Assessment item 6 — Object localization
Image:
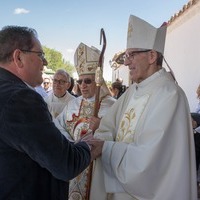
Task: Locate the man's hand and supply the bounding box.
[78,131,104,161]
[88,139,104,161]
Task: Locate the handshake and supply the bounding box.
[77,130,104,162]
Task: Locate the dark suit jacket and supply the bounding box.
[0,67,91,200]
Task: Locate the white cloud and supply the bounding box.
[14,8,30,15]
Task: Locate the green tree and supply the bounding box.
[43,46,75,76]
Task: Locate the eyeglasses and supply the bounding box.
[123,50,150,61]
[77,78,94,85]
[20,49,45,60]
[43,82,50,85]
[52,79,68,85]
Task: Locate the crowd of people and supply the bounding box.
[0,15,198,200]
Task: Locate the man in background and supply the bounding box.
[44,69,75,118]
[43,76,52,94]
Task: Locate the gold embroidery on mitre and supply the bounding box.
[116,94,150,143]
[127,23,133,39]
[75,43,99,75]
[76,45,86,75]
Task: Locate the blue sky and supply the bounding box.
[1,0,189,81]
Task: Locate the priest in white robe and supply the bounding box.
[44,69,75,118]
[54,43,116,200]
[90,15,197,200]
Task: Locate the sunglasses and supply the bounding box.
[77,78,94,85]
[43,82,50,85]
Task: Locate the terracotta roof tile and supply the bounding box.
[168,0,199,24]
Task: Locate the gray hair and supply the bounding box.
[54,69,71,83]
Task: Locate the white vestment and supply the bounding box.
[92,68,197,200]
[44,91,75,118]
[54,95,116,199]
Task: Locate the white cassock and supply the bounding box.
[92,68,197,200]
[54,95,116,200]
[44,91,75,118]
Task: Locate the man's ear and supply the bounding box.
[148,50,158,65]
[13,49,23,67]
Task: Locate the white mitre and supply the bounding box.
[74,43,100,76]
[127,15,167,54]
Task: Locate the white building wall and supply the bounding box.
[164,2,200,112]
[112,65,130,86]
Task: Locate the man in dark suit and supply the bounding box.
[0,26,102,200]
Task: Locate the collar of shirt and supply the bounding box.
[82,95,95,102]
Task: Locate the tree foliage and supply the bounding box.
[43,46,75,76]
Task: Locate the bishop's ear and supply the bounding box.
[148,50,158,65]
